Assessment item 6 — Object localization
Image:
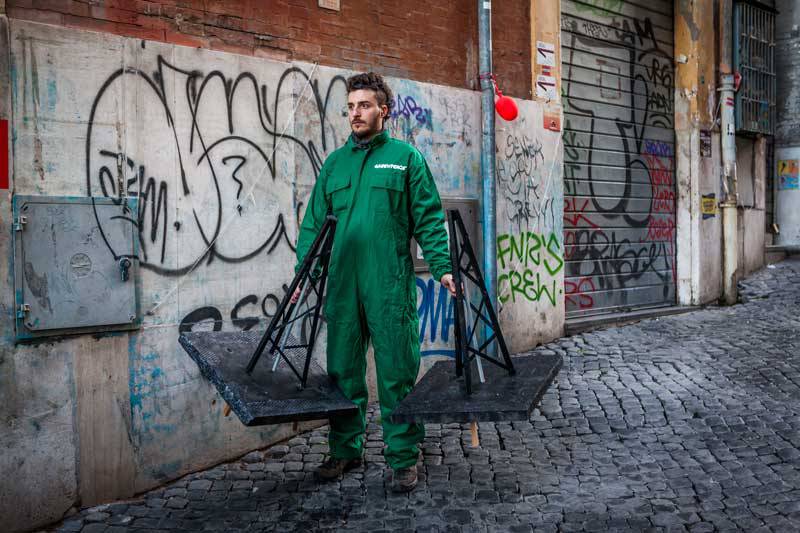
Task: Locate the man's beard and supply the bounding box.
[352,121,380,139]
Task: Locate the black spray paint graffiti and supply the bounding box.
[496,133,554,232]
[178,284,318,345]
[85,56,464,355]
[180,276,458,358]
[562,9,676,312]
[87,56,348,276]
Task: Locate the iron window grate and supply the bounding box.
[734,1,776,135]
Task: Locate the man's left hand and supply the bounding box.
[440,273,457,297]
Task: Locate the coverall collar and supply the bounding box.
[348,129,389,151]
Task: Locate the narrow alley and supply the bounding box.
[53,258,800,533]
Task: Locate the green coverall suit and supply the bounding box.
[295,130,451,469]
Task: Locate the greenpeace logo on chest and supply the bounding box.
[374,163,407,171]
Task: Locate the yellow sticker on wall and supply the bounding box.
[701,194,716,219]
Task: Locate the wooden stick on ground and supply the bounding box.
[470,421,479,447]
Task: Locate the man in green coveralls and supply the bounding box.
[293,72,456,492]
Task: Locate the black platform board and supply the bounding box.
[179,331,357,426]
[390,354,562,424]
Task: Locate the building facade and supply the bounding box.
[0,1,779,530]
[774,0,800,246]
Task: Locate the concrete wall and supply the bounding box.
[734,137,766,276]
[495,102,564,350]
[675,0,769,304]
[698,132,724,305]
[739,208,766,275]
[675,0,725,306]
[775,146,800,246]
[0,19,563,531]
[775,0,800,245]
[775,0,800,147]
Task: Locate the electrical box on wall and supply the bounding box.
[13,196,141,341]
[412,198,480,274]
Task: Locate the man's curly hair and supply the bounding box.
[346,72,394,118]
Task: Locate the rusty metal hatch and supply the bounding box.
[734,1,776,135]
[13,195,140,341]
[561,0,677,318]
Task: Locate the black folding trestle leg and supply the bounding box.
[178,214,357,426]
[448,209,515,395]
[245,215,337,388]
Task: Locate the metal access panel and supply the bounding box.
[13,195,140,341]
[561,0,677,318]
[734,1,776,135]
[412,197,479,273]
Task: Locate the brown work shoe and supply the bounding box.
[315,456,362,481]
[392,465,418,492]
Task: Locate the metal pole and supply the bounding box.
[478,0,497,312]
[720,0,739,305]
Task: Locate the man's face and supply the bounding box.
[347,89,388,139]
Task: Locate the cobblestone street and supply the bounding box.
[51,258,800,532]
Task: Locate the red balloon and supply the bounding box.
[495,95,518,121]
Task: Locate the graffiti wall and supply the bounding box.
[561,0,677,317]
[5,19,557,520]
[495,103,565,350]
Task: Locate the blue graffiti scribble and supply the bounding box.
[47,79,58,112]
[416,277,455,357]
[644,139,673,158]
[128,345,177,441]
[422,349,456,357]
[391,95,433,126]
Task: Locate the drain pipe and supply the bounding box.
[720,0,739,305]
[720,74,739,305]
[478,0,497,310]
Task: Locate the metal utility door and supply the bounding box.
[561,0,676,318]
[14,195,140,340]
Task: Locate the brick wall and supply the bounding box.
[6,0,532,98]
[492,0,531,99]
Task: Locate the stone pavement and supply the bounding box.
[51,258,800,532]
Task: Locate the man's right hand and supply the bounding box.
[440,273,457,298]
[290,285,302,304]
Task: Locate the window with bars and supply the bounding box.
[734,1,776,135]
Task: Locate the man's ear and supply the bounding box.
[381,104,389,118]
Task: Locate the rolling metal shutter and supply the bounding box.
[561,0,676,318]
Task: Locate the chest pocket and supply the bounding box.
[370,172,406,213]
[371,172,405,191]
[325,174,351,213]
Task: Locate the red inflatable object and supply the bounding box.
[481,73,519,122]
[495,94,518,121]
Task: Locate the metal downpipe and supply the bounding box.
[478,0,496,311]
[720,75,739,306]
[720,0,739,306]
